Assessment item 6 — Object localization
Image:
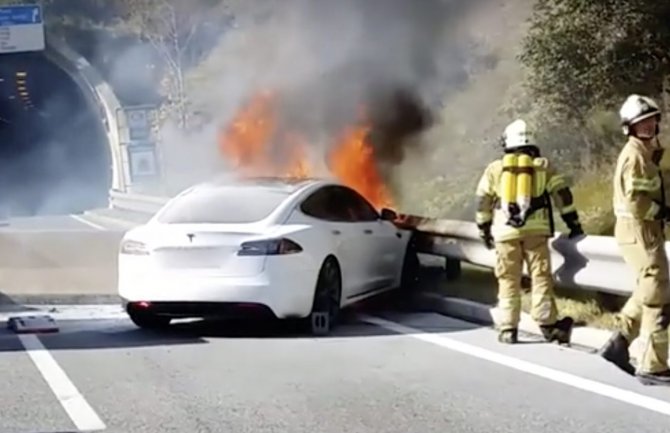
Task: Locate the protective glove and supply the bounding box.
[477,222,495,250]
[652,149,665,165]
[568,223,584,239]
[561,211,584,239]
[653,203,669,221]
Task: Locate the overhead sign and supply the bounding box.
[123,106,155,141]
[0,5,45,54]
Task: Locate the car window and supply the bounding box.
[334,186,380,222]
[156,186,290,224]
[300,186,352,222]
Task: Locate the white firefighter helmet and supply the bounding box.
[619,94,661,135]
[501,119,535,150]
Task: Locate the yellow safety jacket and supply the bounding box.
[475,154,577,242]
[612,137,665,223]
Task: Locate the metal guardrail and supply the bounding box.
[107,192,642,297]
[397,215,644,297]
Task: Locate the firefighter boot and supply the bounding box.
[498,328,518,344]
[637,370,670,386]
[539,317,574,345]
[598,332,635,376]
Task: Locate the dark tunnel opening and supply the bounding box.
[0,51,110,218]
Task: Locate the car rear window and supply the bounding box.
[156,187,291,224]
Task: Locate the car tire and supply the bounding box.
[306,257,342,336]
[128,309,171,330]
[400,237,420,294]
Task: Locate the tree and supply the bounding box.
[114,0,234,128]
[519,0,670,122]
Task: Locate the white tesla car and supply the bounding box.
[118,176,418,335]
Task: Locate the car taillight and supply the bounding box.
[120,239,149,255]
[237,238,303,256]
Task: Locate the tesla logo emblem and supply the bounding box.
[187,233,195,243]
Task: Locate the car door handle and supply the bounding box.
[364,229,373,235]
[332,229,341,235]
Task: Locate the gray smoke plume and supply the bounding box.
[172,0,486,189]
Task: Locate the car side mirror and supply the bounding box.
[380,208,397,221]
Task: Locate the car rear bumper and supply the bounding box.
[118,270,316,319]
[123,300,277,320]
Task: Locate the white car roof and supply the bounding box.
[151,176,345,226]
[191,176,340,194]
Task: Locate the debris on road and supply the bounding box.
[7,315,59,334]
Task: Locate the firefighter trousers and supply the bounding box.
[615,219,670,374]
[494,235,558,330]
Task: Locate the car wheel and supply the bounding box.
[128,309,171,330]
[307,257,342,336]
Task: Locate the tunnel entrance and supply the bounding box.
[0,51,110,218]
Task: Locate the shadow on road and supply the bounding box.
[0,261,487,352]
[0,290,483,353]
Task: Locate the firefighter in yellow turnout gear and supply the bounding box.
[599,94,670,386]
[475,119,584,344]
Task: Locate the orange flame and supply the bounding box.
[218,92,394,210]
[329,124,393,209]
[219,91,274,170]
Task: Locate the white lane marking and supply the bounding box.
[363,315,670,417]
[0,305,126,323]
[18,335,106,431]
[70,214,106,231]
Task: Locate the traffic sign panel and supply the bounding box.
[122,106,156,141]
[129,146,159,180]
[0,5,42,26]
[0,5,44,54]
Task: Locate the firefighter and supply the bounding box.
[598,94,670,386]
[475,119,584,344]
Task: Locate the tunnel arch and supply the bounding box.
[43,32,129,196]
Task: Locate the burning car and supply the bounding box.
[118,176,418,335]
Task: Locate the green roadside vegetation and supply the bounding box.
[429,264,621,331]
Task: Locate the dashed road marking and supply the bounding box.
[18,334,106,431]
[69,214,106,231]
[364,315,670,417]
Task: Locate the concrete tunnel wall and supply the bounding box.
[41,32,132,198]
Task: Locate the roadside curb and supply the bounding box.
[82,210,139,230]
[416,292,613,351]
[0,294,120,306]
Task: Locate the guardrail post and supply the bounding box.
[445,258,462,281]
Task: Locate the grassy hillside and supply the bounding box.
[396,0,536,218]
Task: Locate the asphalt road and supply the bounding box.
[1,213,125,232]
[0,214,126,303]
[1,303,669,433]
